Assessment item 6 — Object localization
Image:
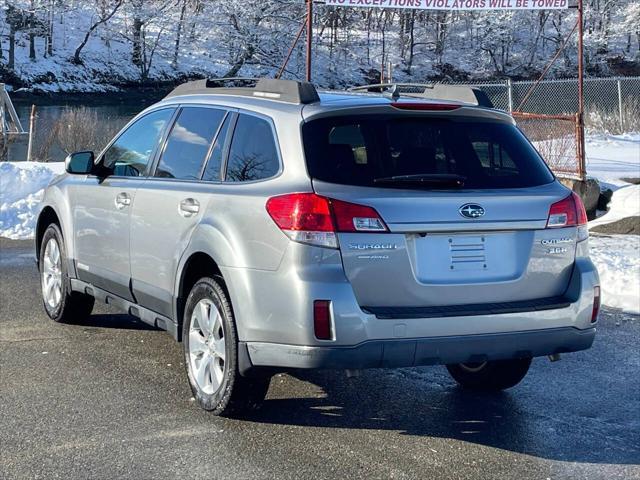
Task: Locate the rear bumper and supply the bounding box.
[243,326,596,370]
[223,242,599,371]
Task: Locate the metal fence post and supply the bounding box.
[506,78,513,112]
[617,79,624,132]
[26,105,36,162]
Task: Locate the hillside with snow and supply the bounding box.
[1,0,639,92]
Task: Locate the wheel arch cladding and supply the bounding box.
[36,206,61,269]
[176,252,224,339]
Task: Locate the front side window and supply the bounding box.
[225,114,279,182]
[102,109,173,177]
[155,107,226,180]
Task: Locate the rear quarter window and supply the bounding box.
[302,115,554,189]
[225,114,280,182]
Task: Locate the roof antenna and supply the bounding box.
[383,84,401,101]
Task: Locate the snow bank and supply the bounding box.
[585,132,639,229]
[589,184,640,230]
[0,162,65,240]
[589,235,640,314]
[585,132,640,189]
[583,132,639,313]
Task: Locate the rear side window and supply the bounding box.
[302,116,554,189]
[155,107,225,180]
[225,114,279,182]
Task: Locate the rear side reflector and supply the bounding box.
[547,192,588,228]
[313,300,332,340]
[266,193,388,248]
[591,286,601,323]
[390,102,461,111]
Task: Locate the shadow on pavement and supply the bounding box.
[72,313,160,331]
[248,368,638,466]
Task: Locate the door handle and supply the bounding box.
[115,192,131,210]
[179,198,200,217]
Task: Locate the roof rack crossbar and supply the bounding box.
[348,83,494,108]
[165,77,320,105]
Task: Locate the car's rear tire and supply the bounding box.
[40,223,94,323]
[446,358,532,391]
[183,277,270,416]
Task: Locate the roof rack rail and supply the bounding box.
[348,83,494,108]
[165,77,320,105]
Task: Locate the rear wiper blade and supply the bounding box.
[373,174,466,188]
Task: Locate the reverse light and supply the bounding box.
[313,300,332,340]
[266,193,388,248]
[331,198,388,232]
[546,192,588,228]
[591,286,601,323]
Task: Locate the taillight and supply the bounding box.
[591,286,601,323]
[313,300,332,340]
[546,192,588,228]
[265,193,337,248]
[266,193,388,248]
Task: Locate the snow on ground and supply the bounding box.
[585,132,640,314]
[589,235,640,314]
[0,162,65,240]
[588,183,640,230]
[585,132,640,189]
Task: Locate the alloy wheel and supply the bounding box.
[188,299,226,395]
[42,238,63,309]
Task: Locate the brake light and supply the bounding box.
[265,193,388,248]
[391,102,460,111]
[314,300,332,340]
[546,192,588,228]
[591,286,601,323]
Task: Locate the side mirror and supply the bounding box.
[65,151,94,174]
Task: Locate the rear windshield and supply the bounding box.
[302,115,555,189]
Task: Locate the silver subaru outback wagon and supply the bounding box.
[36,78,600,415]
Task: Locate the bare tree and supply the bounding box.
[172,0,188,68]
[73,0,123,64]
[49,107,125,156]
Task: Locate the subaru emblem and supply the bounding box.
[459,203,485,219]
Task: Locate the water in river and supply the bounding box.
[13,94,162,162]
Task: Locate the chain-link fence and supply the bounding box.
[452,76,640,133]
[513,112,582,179]
[447,76,639,179]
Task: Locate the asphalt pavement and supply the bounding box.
[1,238,639,479]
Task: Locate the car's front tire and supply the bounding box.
[446,358,532,391]
[183,277,270,416]
[40,223,94,323]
